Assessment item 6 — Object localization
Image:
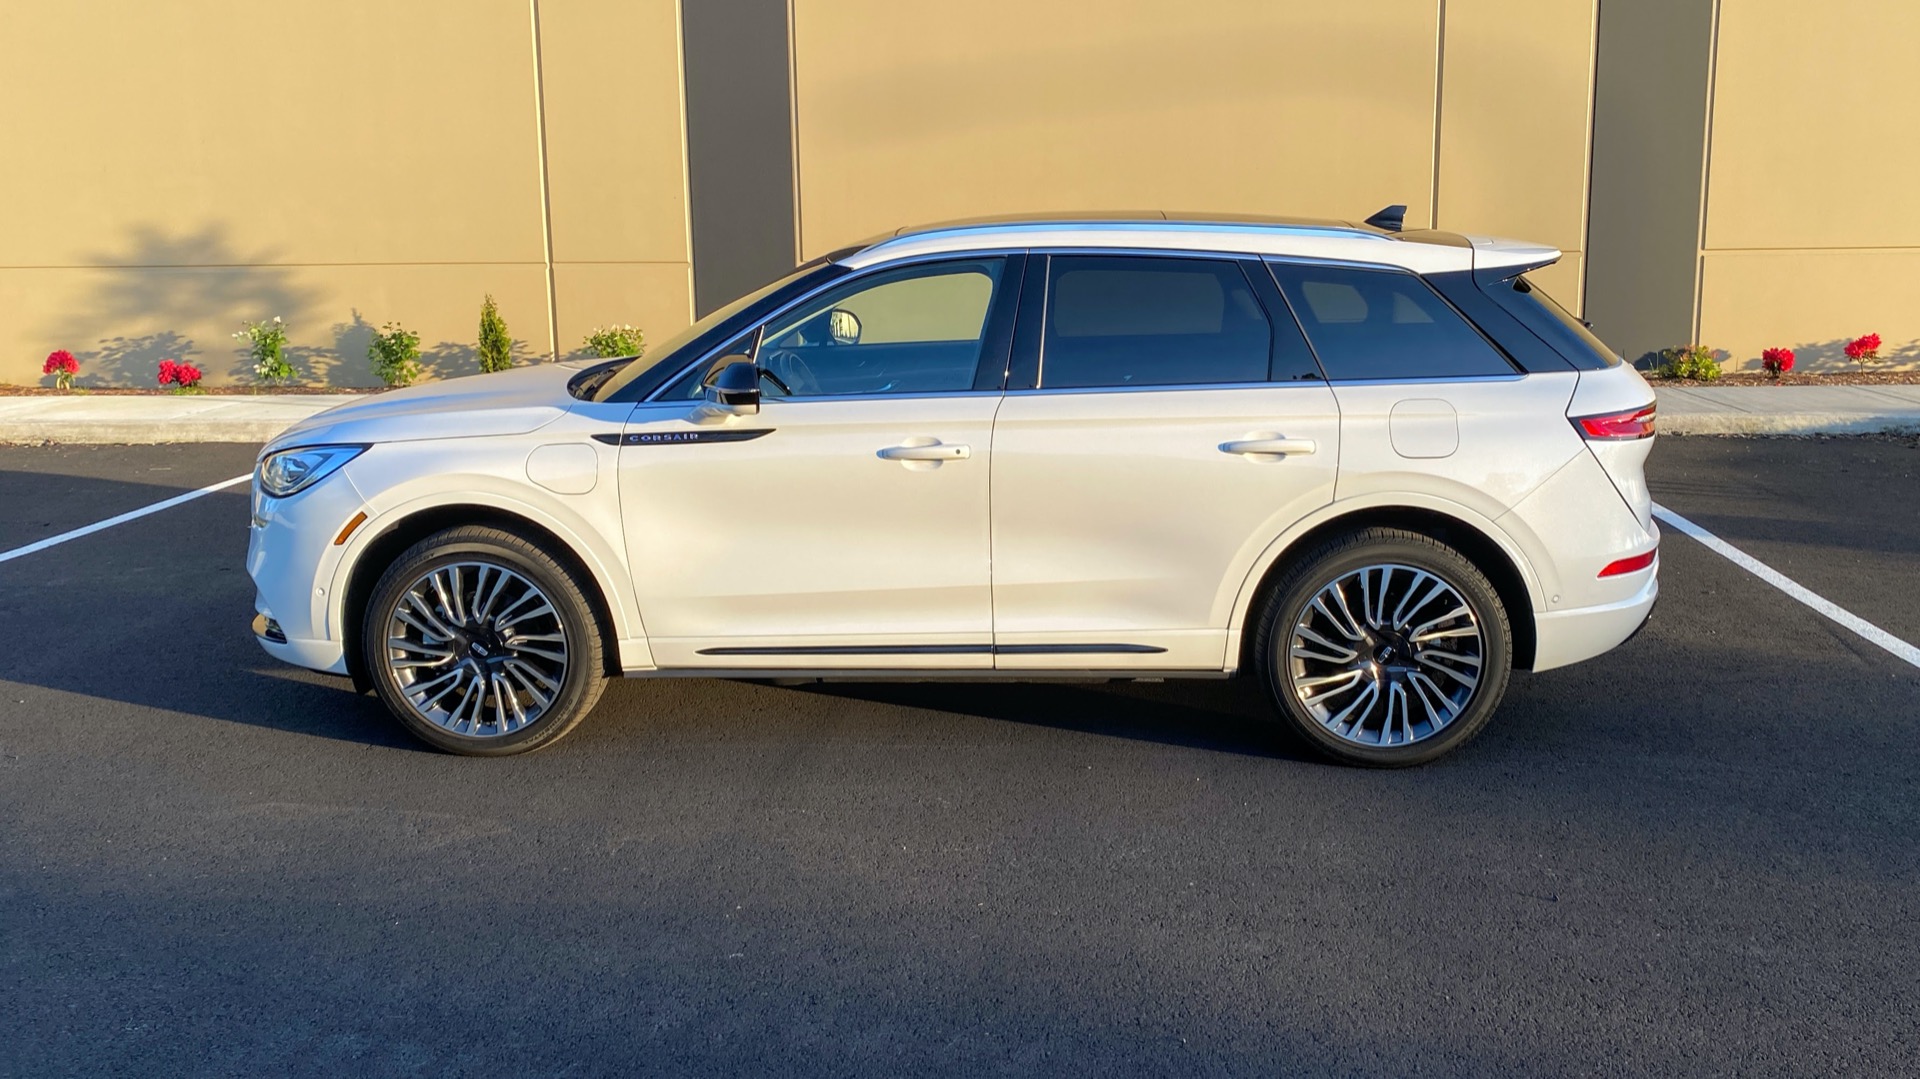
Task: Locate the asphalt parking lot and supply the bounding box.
[2,436,1917,1077]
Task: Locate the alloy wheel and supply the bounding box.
[384,561,569,737]
[1285,563,1485,748]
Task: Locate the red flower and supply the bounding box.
[177,363,204,386]
[1761,347,1795,377]
[157,359,177,385]
[43,349,79,376]
[1843,333,1882,362]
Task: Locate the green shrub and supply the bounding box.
[1655,344,1722,381]
[478,294,514,373]
[582,324,646,359]
[368,321,423,388]
[235,316,295,384]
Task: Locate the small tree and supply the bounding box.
[368,321,424,388]
[235,316,296,384]
[583,324,646,359]
[478,295,514,373]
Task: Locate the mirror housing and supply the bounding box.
[702,358,760,416]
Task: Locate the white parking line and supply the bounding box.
[0,473,252,565]
[1653,502,1920,670]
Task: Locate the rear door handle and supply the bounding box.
[877,441,971,461]
[1220,437,1317,457]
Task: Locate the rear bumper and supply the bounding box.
[1529,568,1658,672]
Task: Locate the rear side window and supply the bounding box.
[1039,256,1272,389]
[1483,274,1621,369]
[1268,262,1515,381]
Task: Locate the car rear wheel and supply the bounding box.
[363,525,607,756]
[1252,527,1512,767]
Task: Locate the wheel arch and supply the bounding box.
[1229,502,1541,672]
[336,503,627,691]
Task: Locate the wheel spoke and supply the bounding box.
[1291,625,1359,663]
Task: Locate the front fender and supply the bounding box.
[325,438,651,669]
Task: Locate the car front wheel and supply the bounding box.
[1253,527,1512,767]
[363,525,607,756]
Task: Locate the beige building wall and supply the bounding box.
[1435,0,1597,310]
[791,0,1599,312]
[1698,0,1920,371]
[789,0,1444,257]
[0,0,692,388]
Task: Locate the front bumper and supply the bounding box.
[247,467,366,676]
[1529,568,1659,672]
[252,605,348,674]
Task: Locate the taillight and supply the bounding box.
[1573,404,1657,440]
[1598,549,1657,577]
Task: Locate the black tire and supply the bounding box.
[1251,527,1512,768]
[362,525,608,756]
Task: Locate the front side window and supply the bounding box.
[1268,262,1516,381]
[1039,256,1273,389]
[749,258,1007,397]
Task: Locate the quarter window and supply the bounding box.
[1268,262,1515,381]
[1039,256,1276,389]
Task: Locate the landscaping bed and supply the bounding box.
[0,385,383,396]
[1650,370,1920,386]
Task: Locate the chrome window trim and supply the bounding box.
[1324,374,1529,387]
[1002,380,1330,398]
[642,248,1028,403]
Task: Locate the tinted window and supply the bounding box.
[747,259,1006,397]
[1040,256,1272,389]
[593,261,846,402]
[1483,273,1620,369]
[1269,262,1515,381]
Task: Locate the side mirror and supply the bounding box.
[702,358,760,416]
[828,308,862,345]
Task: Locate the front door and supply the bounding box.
[989,254,1342,670]
[618,255,1022,668]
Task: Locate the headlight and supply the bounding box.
[257,445,366,497]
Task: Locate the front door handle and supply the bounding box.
[877,440,971,462]
[1220,437,1317,457]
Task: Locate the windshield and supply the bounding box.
[590,263,833,402]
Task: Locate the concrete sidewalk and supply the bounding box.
[1,384,1918,443]
[0,394,360,444]
[1652,383,1920,435]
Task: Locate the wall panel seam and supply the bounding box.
[672,0,696,323]
[1691,0,1723,346]
[0,262,565,271]
[787,0,804,260]
[1576,0,1600,315]
[529,0,560,361]
[1428,0,1445,229]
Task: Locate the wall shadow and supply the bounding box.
[39,223,327,386]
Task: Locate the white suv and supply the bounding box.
[248,212,1658,766]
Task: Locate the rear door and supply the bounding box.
[988,253,1341,670]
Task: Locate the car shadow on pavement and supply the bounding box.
[793,676,1316,762]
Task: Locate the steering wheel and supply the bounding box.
[760,349,818,396]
